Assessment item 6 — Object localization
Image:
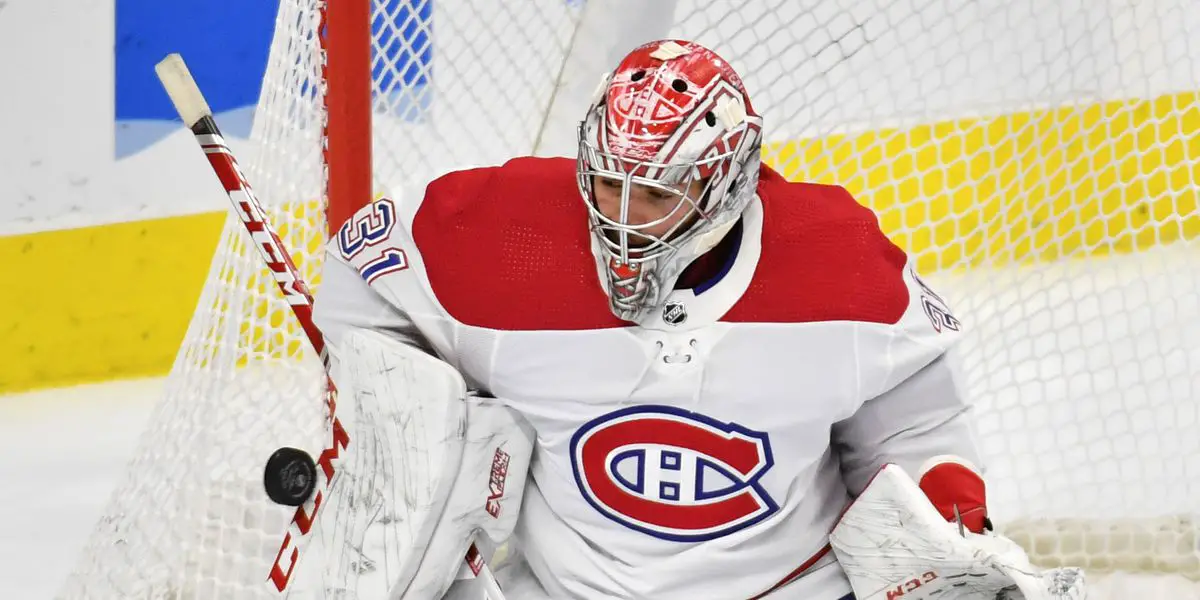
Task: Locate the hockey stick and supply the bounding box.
[155,53,506,599]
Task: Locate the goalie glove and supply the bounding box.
[311,329,534,599]
[829,462,1086,600]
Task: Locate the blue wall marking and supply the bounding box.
[115,0,434,159]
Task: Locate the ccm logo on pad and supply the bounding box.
[570,405,777,542]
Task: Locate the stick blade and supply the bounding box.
[155,53,213,128]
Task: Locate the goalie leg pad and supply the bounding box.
[308,329,533,600]
[404,394,535,599]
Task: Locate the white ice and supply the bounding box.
[0,378,162,599]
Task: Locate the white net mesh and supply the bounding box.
[62,0,1199,597]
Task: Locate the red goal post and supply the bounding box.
[323,0,372,237]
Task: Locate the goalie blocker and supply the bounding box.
[829,459,1086,600]
[306,329,535,599]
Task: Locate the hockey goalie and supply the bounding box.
[308,39,1087,599]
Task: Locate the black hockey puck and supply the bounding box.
[264,447,317,507]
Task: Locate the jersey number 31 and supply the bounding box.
[336,197,409,284]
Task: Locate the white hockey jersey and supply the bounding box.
[312,157,979,600]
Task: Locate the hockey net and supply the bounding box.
[62,0,1199,598]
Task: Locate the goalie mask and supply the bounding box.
[577,39,764,323]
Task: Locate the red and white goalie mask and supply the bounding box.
[577,39,764,323]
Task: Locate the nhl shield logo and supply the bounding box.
[662,301,687,325]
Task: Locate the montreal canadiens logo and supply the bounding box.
[570,405,777,542]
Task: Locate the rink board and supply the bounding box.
[3,91,1199,392]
